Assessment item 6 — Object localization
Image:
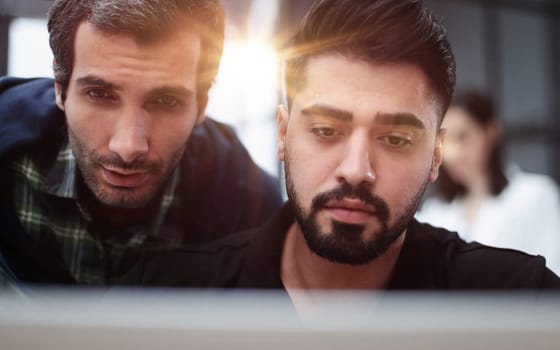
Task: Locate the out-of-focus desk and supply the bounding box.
[0,289,559,349]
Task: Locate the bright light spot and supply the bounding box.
[225,41,278,96]
[8,18,53,78]
[209,40,279,119]
[207,40,280,175]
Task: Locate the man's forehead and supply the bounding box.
[70,20,201,96]
[292,55,441,130]
[79,16,202,46]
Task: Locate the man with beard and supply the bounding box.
[0,0,282,287]
[125,0,560,296]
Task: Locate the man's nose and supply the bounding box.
[335,132,376,186]
[108,107,149,163]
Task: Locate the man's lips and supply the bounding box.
[323,199,376,224]
[101,166,150,188]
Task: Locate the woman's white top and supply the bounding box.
[416,167,560,275]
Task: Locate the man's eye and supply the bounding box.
[383,135,411,147]
[86,88,112,100]
[312,127,340,138]
[154,96,179,106]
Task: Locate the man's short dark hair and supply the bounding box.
[284,0,456,122]
[48,0,225,110]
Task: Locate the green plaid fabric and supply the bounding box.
[7,138,180,285]
[0,267,15,288]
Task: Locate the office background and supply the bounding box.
[0,0,558,183]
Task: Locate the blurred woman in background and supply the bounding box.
[417,89,560,275]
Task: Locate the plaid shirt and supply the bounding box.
[7,138,180,285]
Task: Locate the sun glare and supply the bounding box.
[206,40,280,175]
[215,40,279,102]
